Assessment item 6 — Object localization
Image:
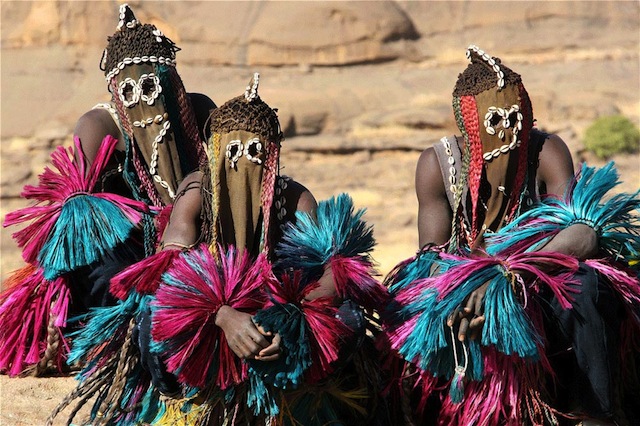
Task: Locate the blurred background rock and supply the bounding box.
[2,0,639,282]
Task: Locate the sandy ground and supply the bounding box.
[0,375,80,426]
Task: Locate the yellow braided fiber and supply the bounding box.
[208,132,221,262]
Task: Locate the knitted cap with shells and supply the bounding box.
[100,3,179,80]
[453,45,523,97]
[209,74,283,146]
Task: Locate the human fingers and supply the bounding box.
[245,322,271,349]
[448,307,461,327]
[228,327,265,358]
[473,290,484,317]
[255,324,273,337]
[257,334,282,361]
[469,315,485,340]
[227,338,255,359]
[464,292,477,317]
[458,317,470,342]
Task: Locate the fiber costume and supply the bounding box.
[0,3,207,377]
[48,74,390,426]
[383,46,640,425]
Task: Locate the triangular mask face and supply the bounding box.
[102,3,201,206]
[452,45,533,245]
[206,73,283,258]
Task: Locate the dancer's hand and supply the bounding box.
[448,282,489,341]
[255,330,282,362]
[215,305,280,360]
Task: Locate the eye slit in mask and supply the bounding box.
[139,73,162,106]
[119,77,139,107]
[225,140,243,169]
[244,138,263,165]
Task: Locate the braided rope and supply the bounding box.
[449,98,466,251]
[94,318,138,425]
[259,141,280,256]
[460,95,483,243]
[33,304,61,377]
[200,166,214,246]
[169,66,206,169]
[506,82,533,223]
[208,133,221,261]
[46,362,114,426]
[110,78,135,149]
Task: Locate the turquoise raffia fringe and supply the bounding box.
[487,162,640,260]
[39,194,141,280]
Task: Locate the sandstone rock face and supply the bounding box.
[1,1,639,282]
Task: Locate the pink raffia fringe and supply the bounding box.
[151,245,269,389]
[0,265,70,376]
[110,249,180,300]
[3,135,150,264]
[328,255,388,311]
[262,271,351,382]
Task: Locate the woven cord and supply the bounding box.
[32,301,61,377]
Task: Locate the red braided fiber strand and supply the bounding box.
[168,67,206,169]
[260,142,279,256]
[506,83,533,222]
[450,97,469,251]
[110,79,163,207]
[460,95,483,241]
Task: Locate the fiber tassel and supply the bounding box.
[328,255,388,311]
[449,365,466,404]
[386,249,577,383]
[448,327,468,404]
[151,245,268,389]
[276,193,376,282]
[39,195,146,280]
[56,301,160,426]
[385,247,444,295]
[110,249,180,300]
[248,272,351,417]
[250,272,350,387]
[0,265,70,376]
[487,162,640,260]
[154,205,173,245]
[247,370,281,417]
[67,292,150,369]
[250,298,312,389]
[438,349,547,426]
[3,135,150,280]
[303,295,352,382]
[585,259,640,320]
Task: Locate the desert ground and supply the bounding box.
[1,1,638,425]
